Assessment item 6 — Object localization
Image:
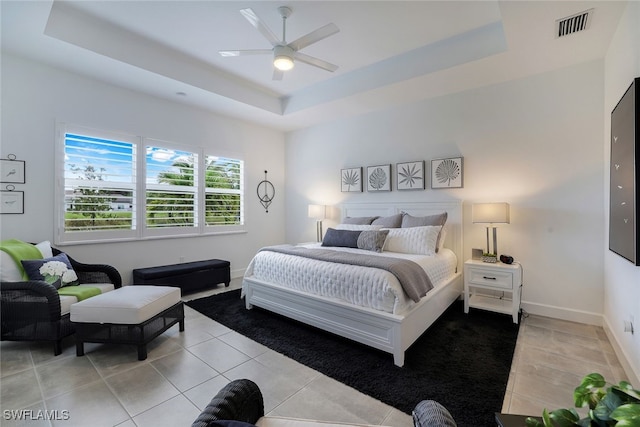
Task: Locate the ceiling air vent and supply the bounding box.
[556,8,593,38]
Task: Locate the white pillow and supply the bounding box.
[383,225,441,255]
[35,240,53,258]
[334,224,383,231]
[0,251,23,282]
[0,241,51,282]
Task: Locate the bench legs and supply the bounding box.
[74,302,184,361]
[76,340,84,357]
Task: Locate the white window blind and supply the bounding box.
[61,129,137,240]
[56,123,245,244]
[204,156,244,227]
[145,144,198,230]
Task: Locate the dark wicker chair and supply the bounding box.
[0,246,122,356]
[192,379,458,427]
[192,379,264,427]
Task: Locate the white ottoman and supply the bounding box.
[71,285,184,360]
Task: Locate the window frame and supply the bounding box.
[55,123,245,245]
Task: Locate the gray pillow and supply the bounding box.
[321,228,361,248]
[371,213,403,228]
[401,212,448,252]
[401,212,447,228]
[342,216,379,225]
[357,230,389,253]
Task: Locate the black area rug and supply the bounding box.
[186,290,519,427]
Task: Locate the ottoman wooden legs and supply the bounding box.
[75,302,185,360]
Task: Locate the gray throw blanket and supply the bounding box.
[259,245,433,302]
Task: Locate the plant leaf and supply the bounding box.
[611,403,640,423]
[548,409,580,427]
[614,382,640,402]
[526,417,545,427]
[593,392,623,421]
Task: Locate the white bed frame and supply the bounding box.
[242,201,463,367]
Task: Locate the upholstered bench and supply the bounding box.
[70,285,184,360]
[132,259,230,294]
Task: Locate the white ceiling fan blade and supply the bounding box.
[294,52,338,72]
[272,68,284,81]
[240,8,280,47]
[219,49,272,57]
[288,23,339,51]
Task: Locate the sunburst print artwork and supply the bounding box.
[397,161,425,190]
[341,167,362,192]
[431,157,463,189]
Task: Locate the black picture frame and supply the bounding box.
[0,159,25,183]
[0,190,24,214]
[609,77,640,266]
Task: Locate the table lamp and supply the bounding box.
[472,203,510,255]
[308,204,326,242]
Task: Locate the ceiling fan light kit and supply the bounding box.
[273,45,295,71]
[219,6,339,80]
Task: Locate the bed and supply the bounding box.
[242,201,463,367]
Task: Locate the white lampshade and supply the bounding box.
[472,203,510,224]
[308,204,326,220]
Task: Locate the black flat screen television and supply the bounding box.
[609,77,640,266]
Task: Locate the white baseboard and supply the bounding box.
[232,268,246,279]
[603,317,640,386]
[521,300,603,326]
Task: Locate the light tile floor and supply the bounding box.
[0,279,631,427]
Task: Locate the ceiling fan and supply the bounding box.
[219,6,340,80]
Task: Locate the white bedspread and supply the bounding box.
[243,244,457,315]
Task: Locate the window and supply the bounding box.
[205,155,243,227]
[56,124,244,244]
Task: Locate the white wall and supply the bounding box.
[0,54,287,282]
[286,60,605,326]
[603,1,640,384]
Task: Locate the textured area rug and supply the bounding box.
[186,290,520,427]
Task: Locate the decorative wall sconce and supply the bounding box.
[257,170,275,213]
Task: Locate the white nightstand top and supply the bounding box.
[464,259,520,270]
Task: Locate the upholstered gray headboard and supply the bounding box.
[341,201,463,272]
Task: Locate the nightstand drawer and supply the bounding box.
[467,268,513,289]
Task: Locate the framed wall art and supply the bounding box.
[367,164,391,192]
[0,156,25,184]
[341,167,363,192]
[609,77,639,266]
[1,189,24,214]
[396,161,425,190]
[431,157,463,189]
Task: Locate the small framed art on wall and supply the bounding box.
[367,164,391,192]
[397,161,425,190]
[431,157,463,189]
[341,167,362,192]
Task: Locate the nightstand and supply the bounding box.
[464,259,522,324]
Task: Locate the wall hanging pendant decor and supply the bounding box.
[609,77,639,266]
[257,170,275,213]
[1,185,24,214]
[0,154,26,184]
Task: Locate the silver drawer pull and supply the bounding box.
[483,276,497,280]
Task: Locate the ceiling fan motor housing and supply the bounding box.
[274,45,295,70]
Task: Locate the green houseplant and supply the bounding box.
[525,373,640,427]
[482,252,497,263]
